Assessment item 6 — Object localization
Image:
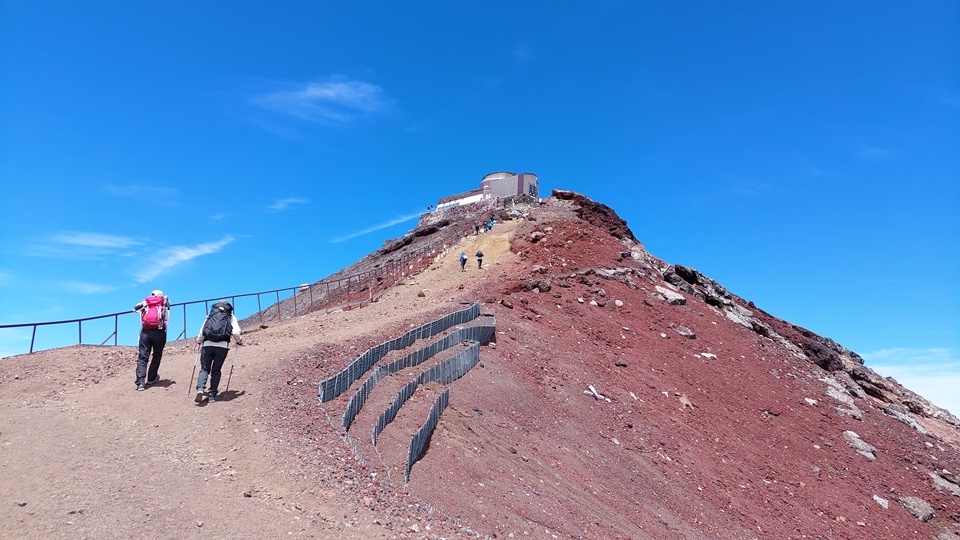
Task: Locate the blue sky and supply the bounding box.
[1,2,957,412]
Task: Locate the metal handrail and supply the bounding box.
[0,287,301,355]
[0,233,452,357]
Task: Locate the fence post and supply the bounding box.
[6,260,420,355]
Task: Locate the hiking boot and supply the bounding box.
[208,394,217,403]
[137,384,145,391]
[195,389,204,403]
[146,376,159,385]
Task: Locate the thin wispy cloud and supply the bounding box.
[862,347,957,368]
[512,43,536,65]
[27,232,143,259]
[806,166,839,178]
[863,347,960,415]
[54,232,142,249]
[55,280,118,295]
[0,269,13,286]
[858,147,888,160]
[266,197,310,212]
[135,235,235,283]
[938,93,959,107]
[731,179,769,197]
[330,212,423,243]
[102,184,180,204]
[251,77,392,125]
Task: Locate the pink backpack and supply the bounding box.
[141,296,166,330]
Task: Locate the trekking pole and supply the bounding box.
[224,343,239,394]
[188,345,200,397]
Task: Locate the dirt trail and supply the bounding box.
[0,221,519,540]
[0,338,397,538]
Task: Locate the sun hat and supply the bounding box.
[150,290,164,297]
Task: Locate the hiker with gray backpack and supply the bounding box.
[194,300,243,403]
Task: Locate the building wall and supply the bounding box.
[434,171,538,211]
[479,171,538,199]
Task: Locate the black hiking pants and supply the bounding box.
[136,328,166,385]
[198,345,229,396]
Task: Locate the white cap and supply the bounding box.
[150,290,164,297]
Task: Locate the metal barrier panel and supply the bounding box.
[339,308,493,428]
[375,342,482,449]
[405,389,450,482]
[372,378,419,445]
[342,366,388,431]
[318,302,480,402]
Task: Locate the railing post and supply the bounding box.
[6,262,422,354]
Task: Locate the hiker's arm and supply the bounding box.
[195,316,208,344]
[230,315,243,345]
[133,301,145,312]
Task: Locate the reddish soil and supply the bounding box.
[2,193,959,539]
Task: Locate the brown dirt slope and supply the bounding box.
[2,191,959,540]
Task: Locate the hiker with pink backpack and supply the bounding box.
[133,290,170,391]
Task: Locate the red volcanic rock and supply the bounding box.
[292,190,960,539]
[5,190,958,540]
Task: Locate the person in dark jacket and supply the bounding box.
[476,250,484,269]
[194,300,243,403]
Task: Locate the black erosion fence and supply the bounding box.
[319,302,482,404]
[406,390,450,482]
[318,301,495,482]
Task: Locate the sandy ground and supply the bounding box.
[0,223,516,540]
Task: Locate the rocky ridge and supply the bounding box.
[2,189,959,540]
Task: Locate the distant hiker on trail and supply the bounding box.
[474,220,480,235]
[476,250,484,269]
[459,252,468,272]
[133,290,170,391]
[487,218,494,231]
[195,300,242,404]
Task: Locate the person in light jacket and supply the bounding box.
[194,300,243,403]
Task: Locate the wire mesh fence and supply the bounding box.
[405,390,450,482]
[319,301,496,483]
[319,302,481,404]
[371,340,483,446]
[341,319,493,431]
